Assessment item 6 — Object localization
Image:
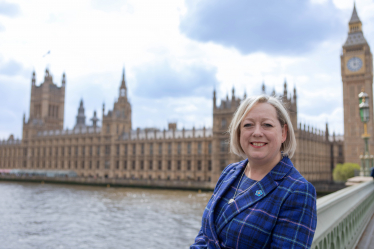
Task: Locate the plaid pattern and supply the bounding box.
[191,157,317,249]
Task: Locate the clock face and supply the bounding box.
[347,57,363,72]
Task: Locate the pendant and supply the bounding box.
[228,198,234,204]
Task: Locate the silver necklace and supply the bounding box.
[228,163,257,205]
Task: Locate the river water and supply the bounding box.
[0,181,211,249]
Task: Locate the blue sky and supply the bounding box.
[1,0,374,139]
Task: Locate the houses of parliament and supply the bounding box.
[0,6,371,187]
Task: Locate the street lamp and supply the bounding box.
[358,89,373,176]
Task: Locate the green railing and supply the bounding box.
[312,180,374,249]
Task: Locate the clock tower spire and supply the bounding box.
[341,4,373,164]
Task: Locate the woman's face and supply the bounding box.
[239,103,287,166]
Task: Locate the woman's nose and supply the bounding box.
[252,124,263,136]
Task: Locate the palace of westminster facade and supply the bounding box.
[0,6,372,186]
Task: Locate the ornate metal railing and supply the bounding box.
[312,180,374,249]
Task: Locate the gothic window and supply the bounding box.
[158,161,162,170]
[116,145,120,155]
[168,143,172,155]
[116,161,119,169]
[220,160,226,170]
[208,143,212,154]
[167,161,171,170]
[105,161,110,169]
[133,144,136,155]
[124,161,127,170]
[208,160,212,171]
[197,142,202,154]
[106,124,110,134]
[132,161,136,170]
[187,160,191,170]
[187,143,191,154]
[141,144,144,155]
[197,160,202,171]
[221,118,227,129]
[177,160,181,170]
[150,144,153,155]
[177,143,181,155]
[105,145,110,155]
[149,161,153,170]
[220,140,227,152]
[140,161,144,170]
[82,146,85,155]
[158,144,162,155]
[125,144,128,155]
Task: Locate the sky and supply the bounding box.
[1,0,374,140]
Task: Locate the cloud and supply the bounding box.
[0,1,21,17]
[0,59,24,76]
[91,0,132,13]
[180,0,345,55]
[0,76,29,140]
[133,60,218,99]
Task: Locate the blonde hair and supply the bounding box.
[228,95,296,158]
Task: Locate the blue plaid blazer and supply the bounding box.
[191,157,317,249]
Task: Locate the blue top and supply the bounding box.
[191,156,317,249]
[213,169,257,229]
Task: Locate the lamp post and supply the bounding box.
[358,90,373,176]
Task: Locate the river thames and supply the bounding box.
[0,181,211,249]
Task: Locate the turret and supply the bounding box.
[325,123,329,141]
[62,72,66,87]
[91,110,99,127]
[213,89,216,108]
[283,79,287,97]
[119,67,127,98]
[261,82,266,94]
[31,71,36,86]
[75,99,86,129]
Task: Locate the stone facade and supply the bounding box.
[0,67,343,187]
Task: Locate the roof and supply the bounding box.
[344,32,367,47]
[349,4,361,24]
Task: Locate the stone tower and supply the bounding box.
[23,69,65,139]
[211,87,243,183]
[74,99,86,129]
[102,68,132,137]
[341,4,373,164]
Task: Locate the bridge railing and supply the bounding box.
[312,180,374,249]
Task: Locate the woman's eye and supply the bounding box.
[263,123,273,127]
[244,123,253,127]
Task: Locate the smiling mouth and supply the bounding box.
[251,142,267,147]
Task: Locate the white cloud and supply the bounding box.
[0,0,374,140]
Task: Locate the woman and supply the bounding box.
[191,95,317,248]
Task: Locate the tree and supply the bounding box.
[333,163,361,182]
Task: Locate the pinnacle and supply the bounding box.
[349,3,361,24]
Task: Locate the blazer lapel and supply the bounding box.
[207,160,247,246]
[215,157,294,235]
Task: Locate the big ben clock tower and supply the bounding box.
[342,4,373,164]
